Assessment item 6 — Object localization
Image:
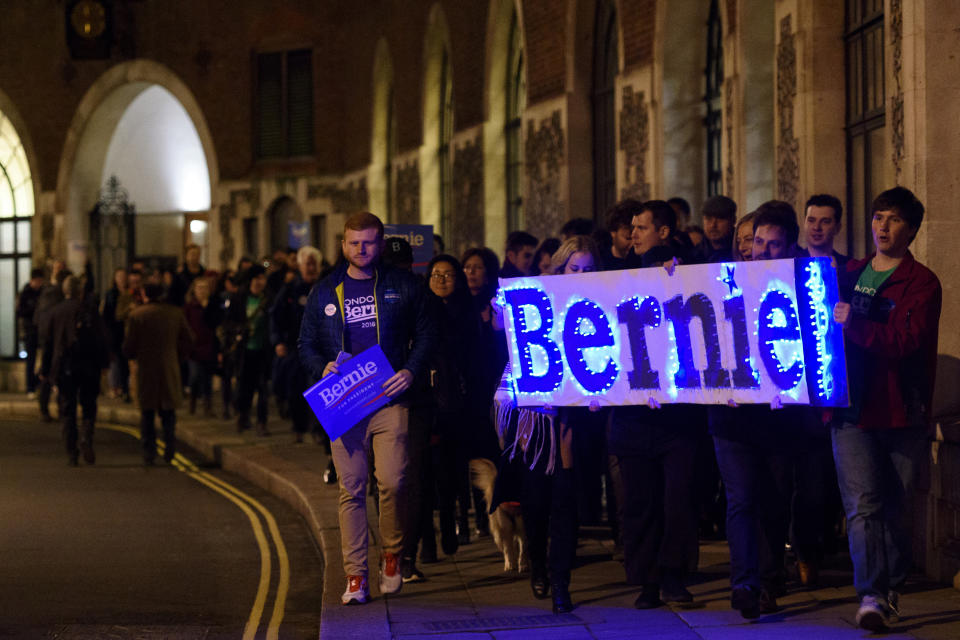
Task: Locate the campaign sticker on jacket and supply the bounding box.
[324,303,336,316]
[302,344,396,441]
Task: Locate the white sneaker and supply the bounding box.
[341,575,369,605]
[856,595,888,631]
[379,552,403,595]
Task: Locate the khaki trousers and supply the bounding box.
[331,402,409,576]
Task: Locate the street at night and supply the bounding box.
[0,418,321,639]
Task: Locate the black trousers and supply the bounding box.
[522,467,577,583]
[618,428,699,586]
[24,332,38,393]
[237,349,270,424]
[433,412,472,541]
[403,406,435,560]
[58,370,99,457]
[141,409,176,462]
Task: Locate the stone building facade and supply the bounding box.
[0,0,958,584]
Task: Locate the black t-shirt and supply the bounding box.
[342,275,379,355]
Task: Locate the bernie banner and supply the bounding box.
[497,257,848,408]
[303,345,396,441]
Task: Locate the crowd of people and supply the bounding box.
[15,186,941,633]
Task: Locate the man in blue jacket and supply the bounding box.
[299,211,435,605]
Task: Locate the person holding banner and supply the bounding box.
[607,200,702,609]
[831,187,941,631]
[493,235,601,615]
[710,201,823,619]
[299,211,435,605]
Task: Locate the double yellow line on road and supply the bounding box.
[102,423,290,640]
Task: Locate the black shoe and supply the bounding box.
[41,412,53,423]
[758,587,780,614]
[634,584,663,609]
[144,457,156,467]
[660,572,693,604]
[551,581,573,614]
[457,530,470,546]
[731,585,760,619]
[400,557,426,583]
[323,459,337,485]
[67,453,79,467]
[531,573,550,600]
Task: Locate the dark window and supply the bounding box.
[505,12,526,232]
[243,217,259,259]
[845,0,885,258]
[310,214,327,252]
[256,49,314,159]
[438,50,453,240]
[592,0,618,225]
[704,0,724,198]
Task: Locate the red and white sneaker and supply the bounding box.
[341,575,369,605]
[379,552,403,595]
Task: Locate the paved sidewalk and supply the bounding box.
[5,393,960,639]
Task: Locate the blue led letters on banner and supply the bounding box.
[616,296,661,389]
[563,299,620,393]
[497,258,848,408]
[662,293,731,389]
[757,288,804,391]
[503,287,564,393]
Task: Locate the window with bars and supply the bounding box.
[845,0,885,258]
[592,0,618,225]
[704,0,724,198]
[438,50,453,241]
[256,49,314,159]
[505,11,526,232]
[0,111,33,360]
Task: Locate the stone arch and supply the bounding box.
[56,59,219,271]
[483,0,526,253]
[369,38,395,222]
[420,3,453,237]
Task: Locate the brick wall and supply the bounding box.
[620,0,656,69]
[521,0,567,104]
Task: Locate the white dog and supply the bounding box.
[470,458,528,573]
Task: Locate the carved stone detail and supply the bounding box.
[307,178,369,213]
[890,0,905,180]
[525,111,565,241]
[395,160,420,225]
[452,135,484,252]
[619,86,651,202]
[218,187,260,268]
[776,15,799,210]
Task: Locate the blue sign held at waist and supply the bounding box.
[303,345,396,441]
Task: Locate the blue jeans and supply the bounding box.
[831,423,926,599]
[713,437,792,591]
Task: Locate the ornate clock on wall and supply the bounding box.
[66,0,112,59]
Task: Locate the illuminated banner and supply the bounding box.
[497,258,848,408]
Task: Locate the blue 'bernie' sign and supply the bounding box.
[497,257,848,408]
[303,345,396,441]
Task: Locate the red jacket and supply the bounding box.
[839,251,941,430]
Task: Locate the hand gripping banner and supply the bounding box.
[497,257,848,408]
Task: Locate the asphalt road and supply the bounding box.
[0,417,322,639]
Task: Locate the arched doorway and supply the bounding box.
[57,61,217,292]
[0,102,36,359]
